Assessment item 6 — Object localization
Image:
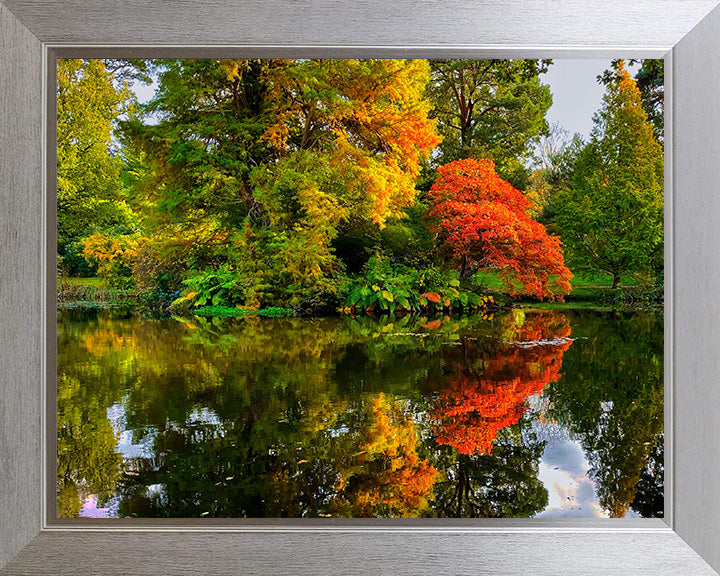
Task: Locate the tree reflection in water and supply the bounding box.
[56,307,663,519]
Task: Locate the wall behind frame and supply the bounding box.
[0,2,43,569]
[672,5,720,574]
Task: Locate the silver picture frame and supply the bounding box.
[2,1,720,574]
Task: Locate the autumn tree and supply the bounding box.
[123,59,439,308]
[82,231,147,288]
[331,394,438,517]
[599,59,664,142]
[429,158,572,300]
[555,62,664,288]
[426,59,552,188]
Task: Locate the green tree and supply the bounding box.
[555,62,664,288]
[525,127,585,233]
[545,311,664,518]
[57,59,137,250]
[424,427,548,518]
[631,436,664,518]
[426,59,552,188]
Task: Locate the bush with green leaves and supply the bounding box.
[59,238,98,277]
[342,257,484,314]
[172,264,245,309]
[193,306,294,318]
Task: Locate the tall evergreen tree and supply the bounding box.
[555,62,664,288]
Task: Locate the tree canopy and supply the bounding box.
[427,59,552,188]
[429,158,572,300]
[57,59,136,249]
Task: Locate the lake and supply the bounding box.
[56,307,663,519]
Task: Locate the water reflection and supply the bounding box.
[56,308,663,519]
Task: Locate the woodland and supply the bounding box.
[56,58,666,519]
[56,58,665,316]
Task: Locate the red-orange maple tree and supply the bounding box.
[429,158,572,300]
[432,313,572,455]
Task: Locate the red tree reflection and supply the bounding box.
[432,312,572,455]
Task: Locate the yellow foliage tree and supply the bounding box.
[82,232,147,288]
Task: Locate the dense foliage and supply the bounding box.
[429,159,572,299]
[56,59,136,250]
[55,58,666,521]
[61,58,617,313]
[57,58,665,312]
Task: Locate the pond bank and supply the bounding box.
[56,275,663,316]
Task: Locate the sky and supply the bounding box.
[542,59,639,142]
[543,59,610,140]
[131,59,627,144]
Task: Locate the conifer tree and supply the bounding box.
[555,62,664,288]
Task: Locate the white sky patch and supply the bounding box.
[80,494,120,518]
[107,402,157,459]
[535,438,609,519]
[542,59,641,141]
[132,77,157,104]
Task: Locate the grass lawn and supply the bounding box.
[569,272,638,288]
[57,276,105,287]
[473,270,641,301]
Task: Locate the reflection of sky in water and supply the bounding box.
[81,494,120,518]
[107,402,157,459]
[94,404,225,517]
[59,309,661,520]
[527,395,615,519]
[536,439,607,518]
[102,396,625,519]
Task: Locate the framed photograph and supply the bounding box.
[2,1,720,574]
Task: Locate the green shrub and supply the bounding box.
[342,257,484,314]
[60,239,98,277]
[172,264,244,309]
[193,305,294,318]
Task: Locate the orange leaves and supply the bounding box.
[81,232,147,287]
[431,313,572,455]
[259,59,440,227]
[429,159,572,300]
[338,394,439,517]
[422,292,442,304]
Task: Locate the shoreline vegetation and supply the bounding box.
[57,270,663,317]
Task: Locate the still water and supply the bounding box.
[57,308,663,519]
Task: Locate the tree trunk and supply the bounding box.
[612,272,620,289]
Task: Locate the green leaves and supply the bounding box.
[342,257,483,314]
[427,59,552,189]
[175,264,244,309]
[57,59,137,248]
